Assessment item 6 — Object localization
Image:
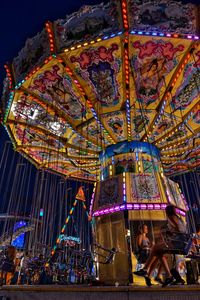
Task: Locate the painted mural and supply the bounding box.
[98,176,121,208]
[130,174,160,201]
[131,39,185,107]
[29,64,87,121]
[70,43,121,108]
[128,0,197,34]
[54,1,121,50]
[171,62,200,111]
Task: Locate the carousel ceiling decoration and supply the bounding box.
[1,0,200,180]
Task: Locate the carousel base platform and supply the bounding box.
[1,285,200,300]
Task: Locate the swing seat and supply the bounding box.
[94,246,117,264]
[161,231,193,255]
[186,253,200,260]
[103,250,117,264]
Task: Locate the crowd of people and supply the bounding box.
[0,247,95,285]
[0,242,117,285]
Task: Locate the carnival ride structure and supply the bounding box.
[1,0,200,285]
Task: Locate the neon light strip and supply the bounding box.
[64,31,123,53]
[121,0,131,141]
[126,98,131,141]
[3,91,14,124]
[130,31,199,40]
[12,29,199,91]
[52,198,78,254]
[138,160,141,173]
[92,203,186,217]
[89,182,97,215]
[109,165,113,177]
[123,172,126,202]
[82,201,92,221]
[45,22,55,53]
[63,30,199,53]
[4,65,13,89]
[122,0,129,30]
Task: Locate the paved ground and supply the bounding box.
[0,284,200,300]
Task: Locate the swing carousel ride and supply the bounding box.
[1,0,200,285]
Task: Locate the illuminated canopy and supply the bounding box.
[1,0,200,181]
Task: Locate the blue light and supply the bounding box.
[103,36,109,40]
[12,220,27,249]
[131,31,136,34]
[14,221,26,231]
[138,31,143,35]
[152,32,157,36]
[110,34,116,38]
[12,233,25,249]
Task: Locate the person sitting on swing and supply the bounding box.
[134,205,187,287]
[136,224,151,265]
[191,225,200,255]
[136,224,164,286]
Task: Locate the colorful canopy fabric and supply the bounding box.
[1,0,199,180]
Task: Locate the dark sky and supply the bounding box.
[0,0,107,91]
[0,0,105,77]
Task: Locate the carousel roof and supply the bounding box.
[1,0,200,181]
